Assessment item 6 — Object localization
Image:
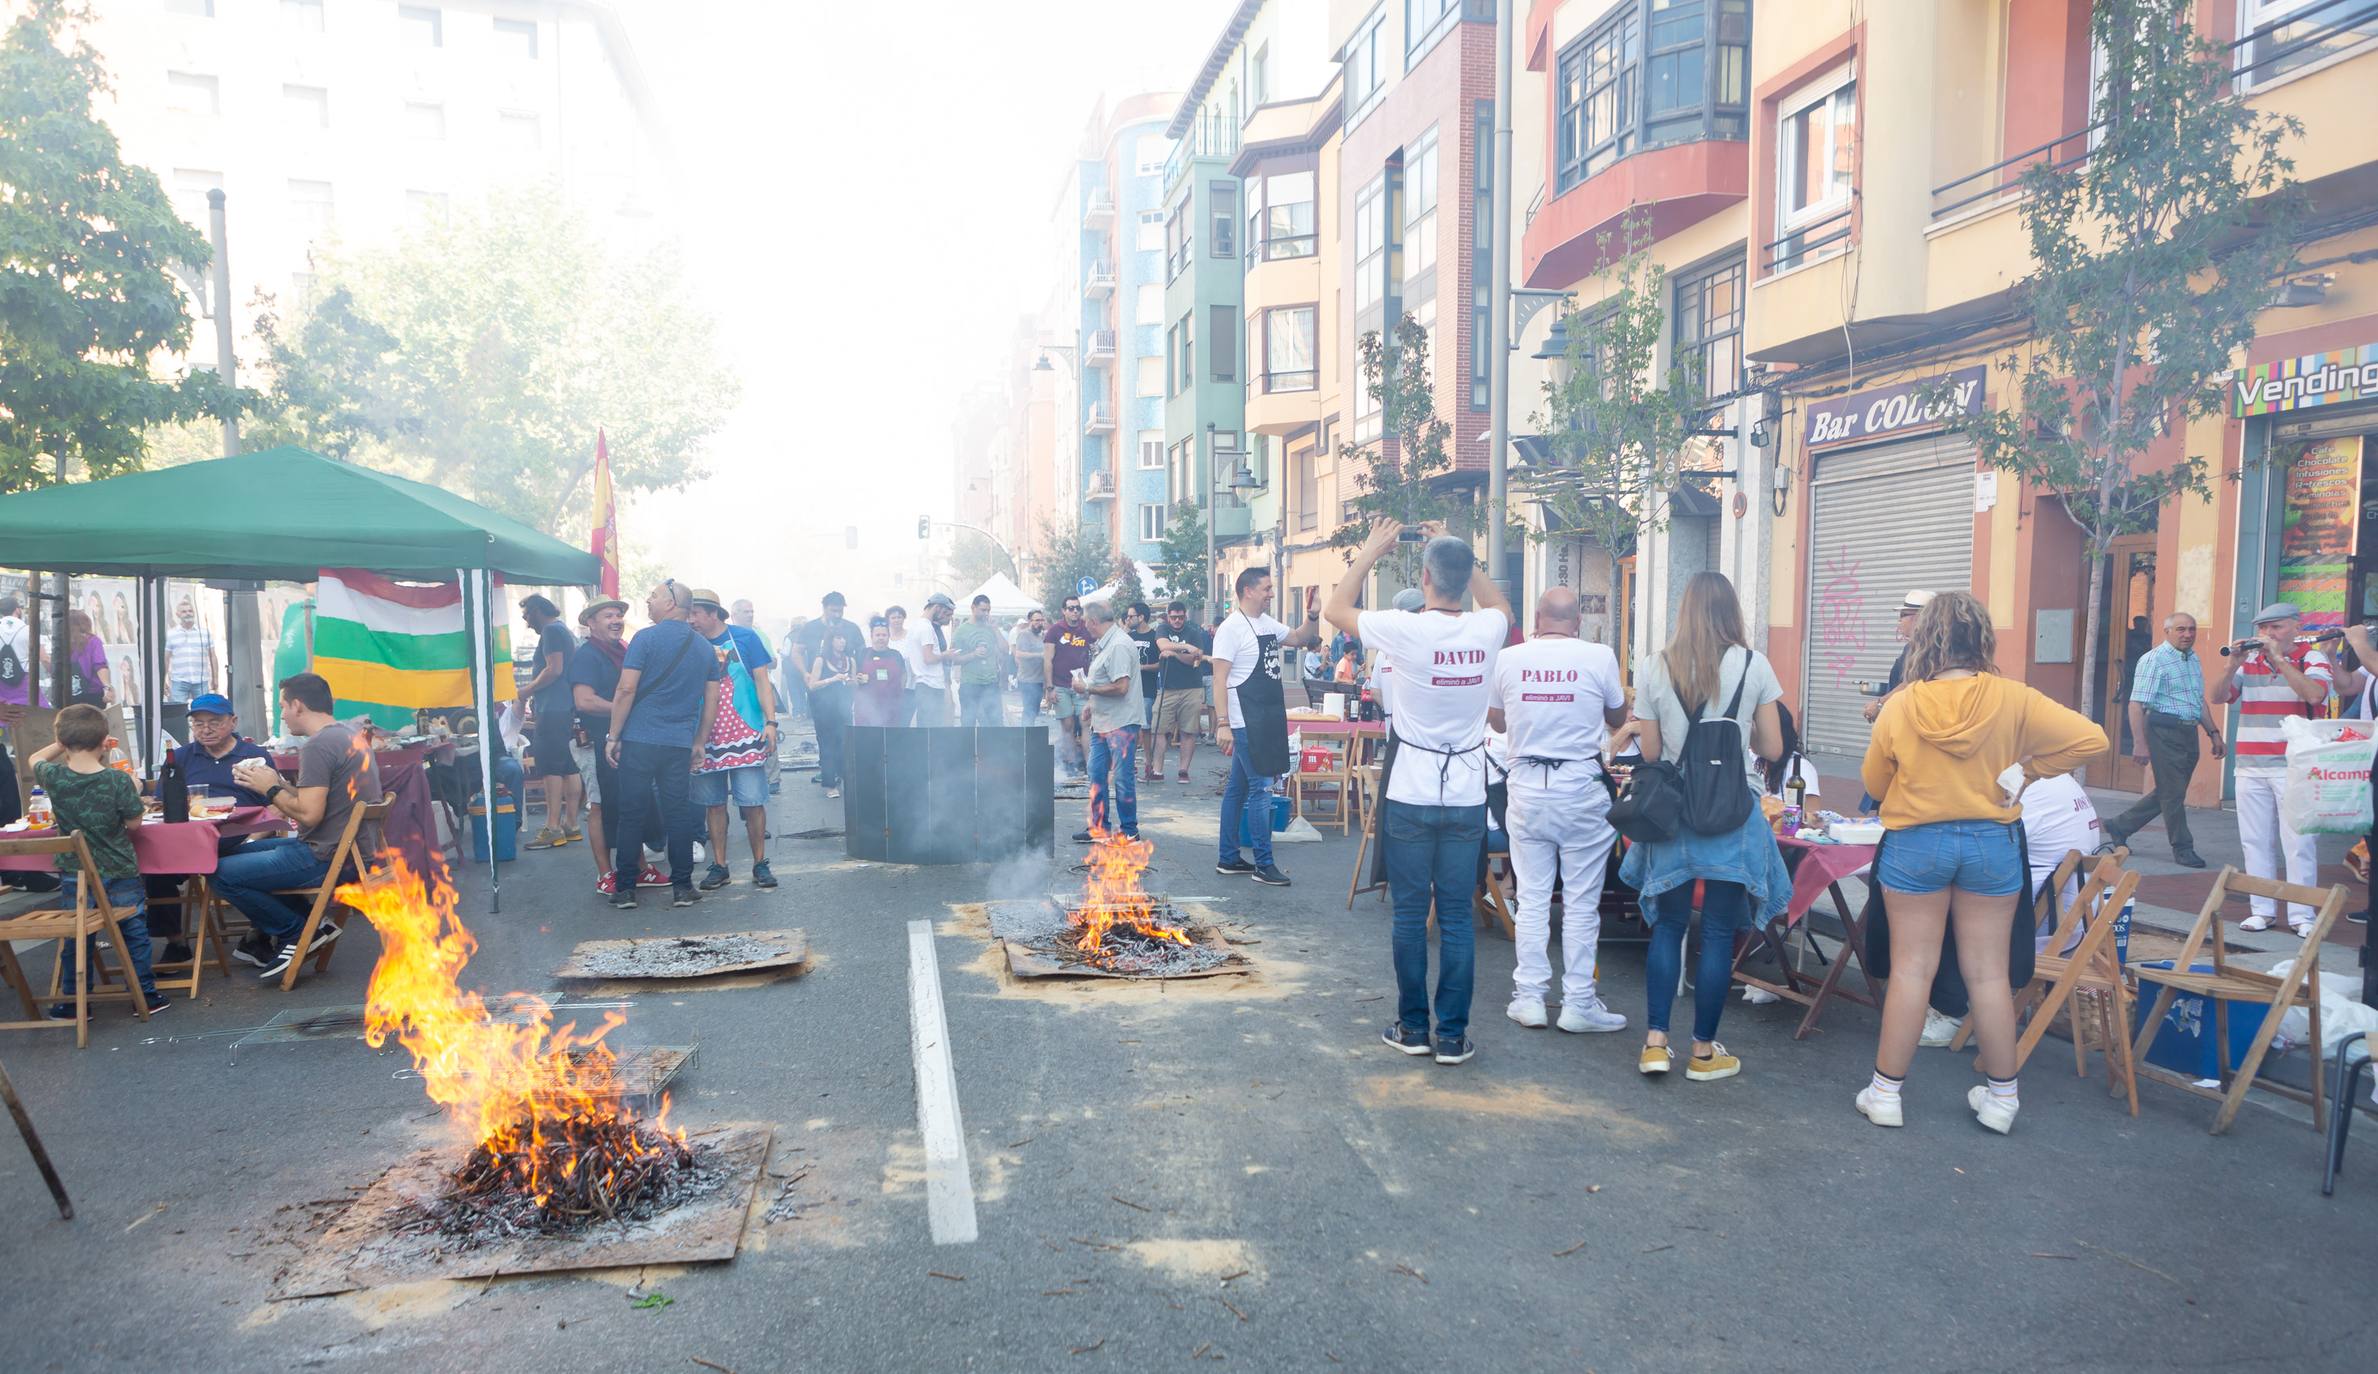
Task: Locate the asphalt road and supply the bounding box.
[1,749,2373,1373]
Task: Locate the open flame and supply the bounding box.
[348,857,683,1215]
[1070,828,1191,964]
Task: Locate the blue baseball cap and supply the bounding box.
[187,693,234,716]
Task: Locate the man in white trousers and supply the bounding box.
[1489,587,1630,1032]
[2217,601,2332,934]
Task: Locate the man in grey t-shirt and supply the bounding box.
[1011,609,1048,726]
[1073,602,1144,842]
[220,671,383,979]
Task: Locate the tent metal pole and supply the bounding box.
[141,577,164,775]
[466,568,499,914]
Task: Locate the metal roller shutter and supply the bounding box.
[1801,433,1976,769]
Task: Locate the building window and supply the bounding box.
[282,0,324,32]
[165,0,212,15]
[1405,0,1463,58]
[1211,304,1237,383]
[1250,43,1269,106]
[1136,357,1165,398]
[282,84,330,130]
[1402,126,1439,289]
[1134,134,1169,177]
[1553,0,1749,195]
[168,169,222,247]
[1295,446,1320,531]
[2236,0,2378,90]
[287,179,335,243]
[1134,283,1163,326]
[1671,253,1744,401]
[165,71,220,117]
[1344,5,1387,117]
[1174,312,1195,394]
[1264,306,1318,392]
[1136,208,1165,251]
[1138,432,1165,470]
[493,16,539,59]
[398,4,441,47]
[404,101,446,140]
[1249,169,1316,262]
[406,189,449,222]
[499,111,543,155]
[1165,201,1191,280]
[1472,98,1494,411]
[1772,65,1856,270]
[1209,181,1237,259]
[1137,503,1170,543]
[1353,175,1385,322]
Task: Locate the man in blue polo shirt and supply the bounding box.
[145,692,274,960]
[604,579,722,910]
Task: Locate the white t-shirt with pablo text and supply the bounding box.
[1489,636,1625,779]
[1358,607,1508,807]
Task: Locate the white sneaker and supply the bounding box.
[1855,1086,1904,1128]
[1556,999,1628,1033]
[2239,914,2273,932]
[1506,997,1548,1029]
[2289,921,2314,939]
[1740,984,1780,1005]
[1919,1009,1962,1048]
[1968,1085,2019,1135]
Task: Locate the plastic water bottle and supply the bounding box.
[25,785,51,828]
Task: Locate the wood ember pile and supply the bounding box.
[391,1117,727,1248]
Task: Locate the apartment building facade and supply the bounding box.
[1074,95,1179,568]
[81,0,669,373]
[1751,0,2378,796]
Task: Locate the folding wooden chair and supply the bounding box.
[2129,868,2351,1135]
[0,836,156,1047]
[270,794,395,991]
[1473,843,1517,940]
[1345,765,1388,909]
[139,876,230,1000]
[1953,854,2143,1114]
[1290,736,1355,834]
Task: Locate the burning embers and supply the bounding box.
[1003,832,1240,979]
[351,860,721,1244]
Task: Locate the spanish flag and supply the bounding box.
[592,428,619,598]
[313,569,515,730]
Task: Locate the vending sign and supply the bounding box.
[2231,341,2378,417]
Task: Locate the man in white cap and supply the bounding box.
[2217,601,2332,933]
[1490,586,1628,1033]
[1863,589,1935,724]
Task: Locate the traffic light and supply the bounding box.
[917,515,931,540]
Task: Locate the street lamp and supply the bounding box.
[1203,420,1259,613]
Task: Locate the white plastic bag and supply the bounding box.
[2267,957,2378,1054]
[2279,716,2376,836]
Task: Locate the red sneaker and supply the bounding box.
[637,864,669,888]
[595,872,617,896]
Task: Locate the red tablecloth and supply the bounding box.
[267,743,438,879]
[0,813,259,875]
[1286,716,1387,738]
[1778,835,1878,926]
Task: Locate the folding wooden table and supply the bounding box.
[1730,835,1882,1039]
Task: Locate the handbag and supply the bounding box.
[1607,758,1688,844]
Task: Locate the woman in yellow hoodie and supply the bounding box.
[1857,592,2106,1134]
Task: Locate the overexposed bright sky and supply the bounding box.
[618,0,1235,621]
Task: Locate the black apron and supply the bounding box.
[1860,822,2039,1015]
[1235,617,1291,778]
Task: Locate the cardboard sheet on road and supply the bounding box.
[553,930,809,981]
[271,1124,773,1299]
[999,926,1250,981]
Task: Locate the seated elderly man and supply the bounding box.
[143,692,273,960]
[215,673,384,981]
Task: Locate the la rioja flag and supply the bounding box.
[591,428,619,597]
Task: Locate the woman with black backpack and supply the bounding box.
[1611,573,1792,1083]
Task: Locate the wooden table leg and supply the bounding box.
[0,1058,72,1220]
[1791,882,1879,1040]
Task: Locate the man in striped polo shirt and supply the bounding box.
[2217,602,2332,933]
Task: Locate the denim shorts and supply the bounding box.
[1876,818,2024,897]
[691,765,768,809]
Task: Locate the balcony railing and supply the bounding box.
[1930,0,2378,222]
[1084,469,1117,501]
[1163,109,1241,195]
[1083,191,1115,226]
[1761,203,1851,274]
[1085,261,1115,297]
[1084,403,1116,435]
[1086,329,1117,361]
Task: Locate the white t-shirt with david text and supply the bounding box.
[1358,607,1509,807]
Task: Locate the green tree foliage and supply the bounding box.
[1109,559,1145,617]
[1330,315,1466,590]
[1155,500,1211,616]
[0,1,244,492]
[1035,514,1112,616]
[1521,216,1704,648]
[246,187,740,535]
[944,527,1017,593]
[1928,0,2302,710]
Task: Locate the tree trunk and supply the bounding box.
[1605,545,1625,657]
[2077,547,2110,784]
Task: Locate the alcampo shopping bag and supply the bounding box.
[2279,715,2377,836]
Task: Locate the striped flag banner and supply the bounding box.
[313,568,515,730]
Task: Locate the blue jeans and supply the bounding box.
[1016,684,1045,727]
[212,835,331,942]
[1218,747,1276,868]
[1087,725,1139,836]
[1876,818,2024,896]
[612,740,697,888]
[56,873,158,1000]
[1383,800,1486,1042]
[1644,880,1748,1043]
[959,682,1002,727]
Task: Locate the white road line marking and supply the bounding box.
[906,919,978,1245]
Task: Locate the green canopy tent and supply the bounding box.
[0,446,600,911]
